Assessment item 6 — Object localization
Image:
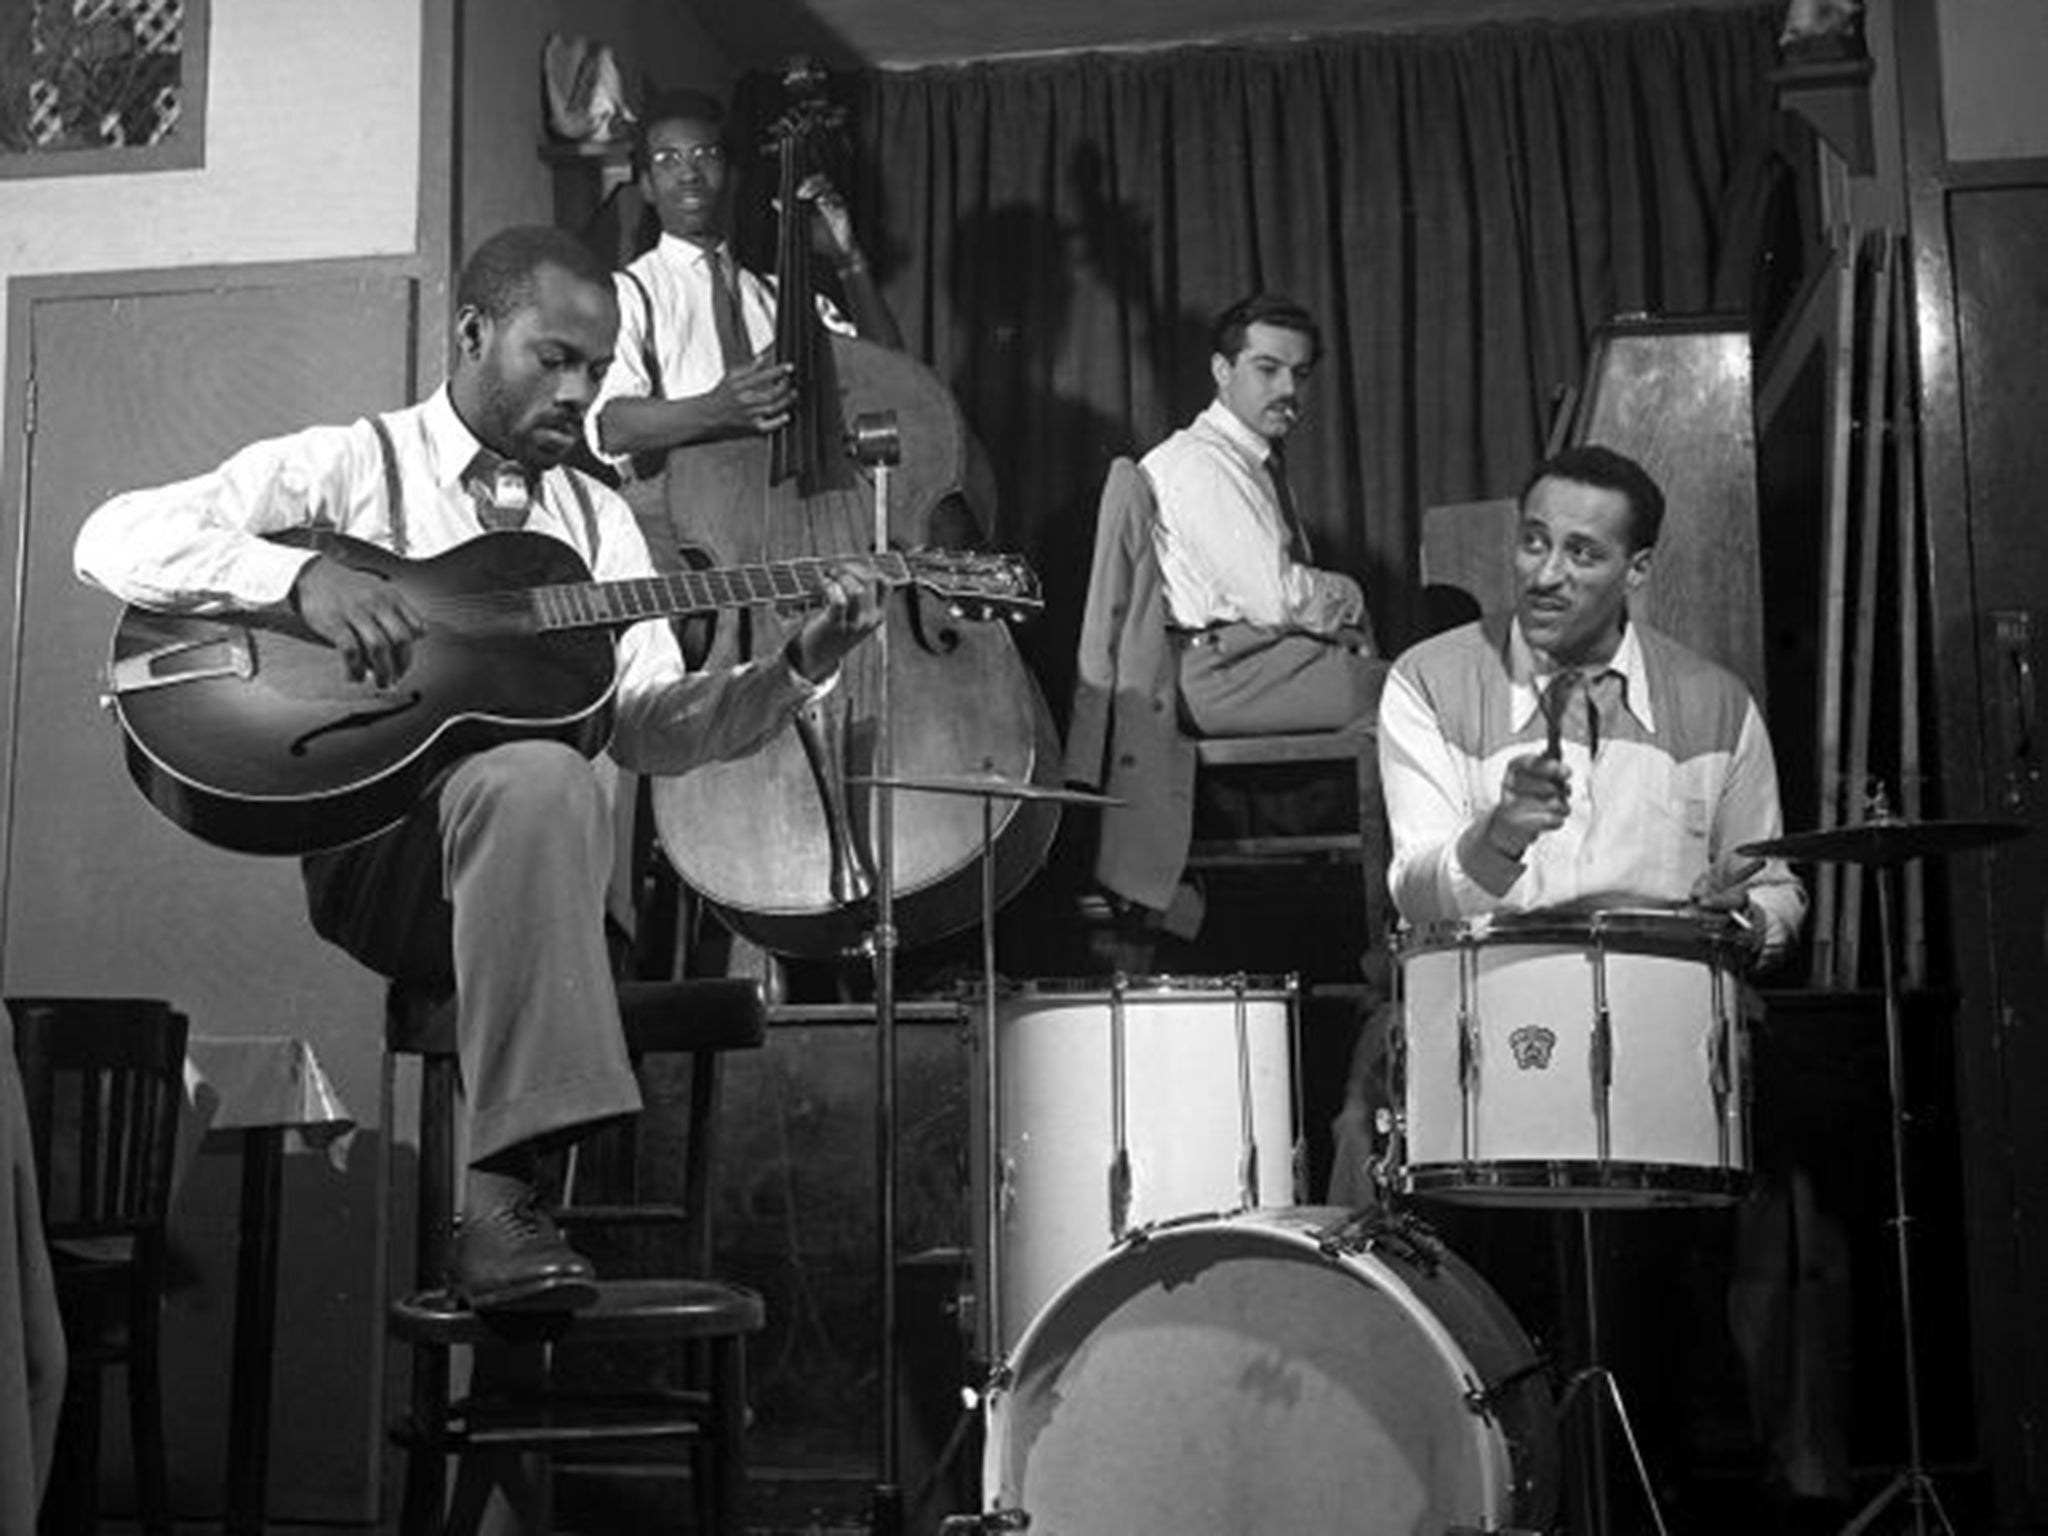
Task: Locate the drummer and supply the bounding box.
[1377,442,1804,951]
[1329,444,1803,1206]
[1356,442,1817,1518]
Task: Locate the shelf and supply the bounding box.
[1772,53,1876,175]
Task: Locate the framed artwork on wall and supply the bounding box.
[0,0,208,178]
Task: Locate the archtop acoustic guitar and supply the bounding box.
[101,528,1038,857]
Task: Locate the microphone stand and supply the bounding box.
[849,411,906,1536]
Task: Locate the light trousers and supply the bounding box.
[303,740,642,1165]
[1175,622,1385,737]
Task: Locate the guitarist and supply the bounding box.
[73,225,885,1312]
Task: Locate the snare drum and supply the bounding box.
[1395,909,1752,1206]
[983,1206,1559,1535]
[970,975,1298,1361]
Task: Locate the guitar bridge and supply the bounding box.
[104,627,255,699]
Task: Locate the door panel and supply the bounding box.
[2,269,414,1520]
[1947,183,2048,1520]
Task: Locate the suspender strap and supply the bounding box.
[617,268,670,484]
[619,268,665,398]
[561,467,603,554]
[366,414,408,557]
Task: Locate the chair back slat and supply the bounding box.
[7,997,187,1242]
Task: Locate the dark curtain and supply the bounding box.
[742,4,1783,718]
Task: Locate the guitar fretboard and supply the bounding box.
[529,551,914,633]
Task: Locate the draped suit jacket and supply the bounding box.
[1062,458,1197,914]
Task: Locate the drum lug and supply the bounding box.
[1313,1205,1445,1276]
[1461,1351,1551,1425]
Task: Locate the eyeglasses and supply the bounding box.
[648,143,727,171]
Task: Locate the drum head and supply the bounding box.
[985,1209,1556,1535]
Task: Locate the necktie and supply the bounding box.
[708,248,750,372]
[1267,445,1313,564]
[467,453,536,532]
[1540,667,1624,758]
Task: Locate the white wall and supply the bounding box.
[460,0,730,256]
[0,0,423,444]
[1938,0,2048,161]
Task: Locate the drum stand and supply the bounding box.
[1558,1209,1670,1536]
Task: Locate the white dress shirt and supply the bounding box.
[1143,399,1365,634]
[73,386,820,778]
[591,232,853,469]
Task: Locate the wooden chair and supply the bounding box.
[383,977,766,1535]
[7,996,187,1536]
[1067,456,1391,965]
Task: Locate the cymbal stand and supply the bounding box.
[854,756,1009,1530]
[853,412,905,1536]
[1837,850,1956,1536]
[1558,1208,1670,1536]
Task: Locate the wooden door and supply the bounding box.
[1941,183,2048,1526]
[0,265,414,1521]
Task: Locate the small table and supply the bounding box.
[182,1036,353,1536]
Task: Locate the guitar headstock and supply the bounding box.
[901,550,1042,622]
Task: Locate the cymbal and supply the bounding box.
[1739,817,2028,866]
[846,771,1125,808]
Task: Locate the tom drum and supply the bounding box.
[970,974,1298,1361]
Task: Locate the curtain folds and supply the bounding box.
[771,5,1782,705]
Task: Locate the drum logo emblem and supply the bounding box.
[1508,1025,1557,1070]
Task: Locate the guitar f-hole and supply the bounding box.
[288,692,426,757]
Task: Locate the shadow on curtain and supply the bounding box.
[738,4,1785,721]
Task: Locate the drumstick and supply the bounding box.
[1692,854,1766,908]
[1725,854,1766,887]
[1540,669,1578,760]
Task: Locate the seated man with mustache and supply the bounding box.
[1144,292,1384,736]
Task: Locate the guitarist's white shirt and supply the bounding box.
[75,386,829,779]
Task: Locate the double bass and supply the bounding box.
[644,69,1060,958]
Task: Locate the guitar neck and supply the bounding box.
[528,550,911,634]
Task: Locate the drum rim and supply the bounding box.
[994,971,1299,998]
[1402,1159,1751,1204]
[1396,906,1747,956]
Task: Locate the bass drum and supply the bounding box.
[983,1207,1558,1536]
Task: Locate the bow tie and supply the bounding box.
[465,452,538,531]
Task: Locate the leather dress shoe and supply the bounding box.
[450,1193,598,1312]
